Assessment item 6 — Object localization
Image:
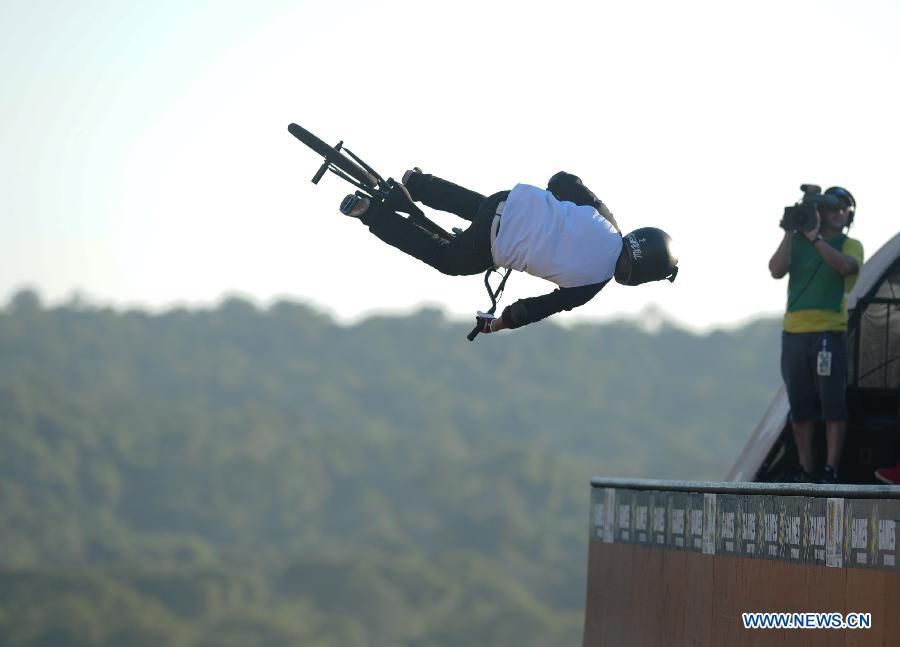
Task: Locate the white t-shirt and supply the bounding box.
[491,183,622,288]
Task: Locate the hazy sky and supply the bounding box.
[2,0,898,330]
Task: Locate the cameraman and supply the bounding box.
[769,186,864,483]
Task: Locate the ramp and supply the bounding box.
[583,479,899,646]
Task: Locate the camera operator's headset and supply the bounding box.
[787,186,857,311]
[825,186,856,226]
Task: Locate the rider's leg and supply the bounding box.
[362,199,495,276]
[404,172,485,222]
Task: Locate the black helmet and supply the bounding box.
[617,227,678,286]
[824,186,856,225]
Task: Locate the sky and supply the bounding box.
[1,0,898,331]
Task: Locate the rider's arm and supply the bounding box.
[769,231,792,279]
[596,202,619,232]
[547,171,620,232]
[498,282,606,330]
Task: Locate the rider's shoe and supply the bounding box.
[340,194,371,219]
[401,168,427,203]
[402,167,423,186]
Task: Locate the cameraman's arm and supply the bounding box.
[811,238,859,276]
[769,231,792,279]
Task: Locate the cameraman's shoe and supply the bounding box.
[818,465,839,484]
[785,467,815,483]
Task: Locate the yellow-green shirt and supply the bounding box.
[783,235,864,333]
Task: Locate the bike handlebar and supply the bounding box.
[467,267,511,342]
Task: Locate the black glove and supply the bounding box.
[475,311,497,334]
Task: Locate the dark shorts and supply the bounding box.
[781,331,848,422]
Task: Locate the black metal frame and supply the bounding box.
[849,256,900,389]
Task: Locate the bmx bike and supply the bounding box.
[287,122,511,341]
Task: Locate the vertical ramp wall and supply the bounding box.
[583,479,899,647]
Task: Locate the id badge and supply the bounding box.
[817,350,832,376]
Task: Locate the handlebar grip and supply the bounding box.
[467,325,480,341]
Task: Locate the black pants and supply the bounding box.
[365,173,509,276]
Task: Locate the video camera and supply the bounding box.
[780,184,842,232]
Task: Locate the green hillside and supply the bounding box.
[0,290,781,646]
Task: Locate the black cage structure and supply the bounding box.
[849,253,900,390]
[729,232,900,484]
